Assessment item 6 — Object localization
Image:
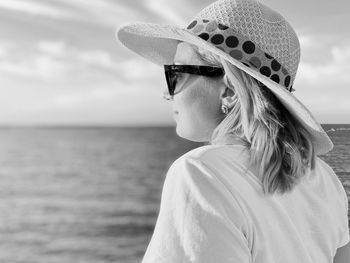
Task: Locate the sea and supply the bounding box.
[0,124,348,263]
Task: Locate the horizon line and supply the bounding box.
[0,123,347,128]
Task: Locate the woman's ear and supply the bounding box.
[219,76,235,100]
[218,76,236,109]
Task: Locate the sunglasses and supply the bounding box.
[163,64,225,100]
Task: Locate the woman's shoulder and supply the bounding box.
[174,144,248,165]
[165,144,251,187]
[313,157,348,201]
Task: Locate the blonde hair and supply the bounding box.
[191,44,316,195]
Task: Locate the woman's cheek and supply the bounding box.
[176,77,217,119]
[192,84,218,122]
[178,82,202,110]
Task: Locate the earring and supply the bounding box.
[221,96,234,114]
[221,104,229,114]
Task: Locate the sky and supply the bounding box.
[0,0,349,126]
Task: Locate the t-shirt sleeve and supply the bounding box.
[318,157,350,248]
[141,156,252,263]
[338,182,350,248]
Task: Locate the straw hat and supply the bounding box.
[116,0,333,155]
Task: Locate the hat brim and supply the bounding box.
[116,22,333,155]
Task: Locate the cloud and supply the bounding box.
[298,35,313,49]
[0,75,171,126]
[37,41,66,56]
[51,87,122,108]
[0,41,13,57]
[54,0,148,27]
[0,0,147,28]
[118,59,161,81]
[292,39,350,123]
[298,44,350,85]
[0,40,118,80]
[38,40,116,69]
[0,42,67,78]
[0,0,76,19]
[0,39,163,89]
[144,0,188,25]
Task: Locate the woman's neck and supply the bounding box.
[210,133,248,147]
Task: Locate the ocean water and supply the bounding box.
[0,125,348,263]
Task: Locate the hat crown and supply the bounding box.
[189,0,300,83]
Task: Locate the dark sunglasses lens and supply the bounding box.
[164,64,224,98]
[165,71,177,95]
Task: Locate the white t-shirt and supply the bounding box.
[141,144,350,263]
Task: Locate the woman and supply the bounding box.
[116,0,350,262]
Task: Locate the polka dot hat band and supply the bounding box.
[186,19,294,92]
[116,0,334,155]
